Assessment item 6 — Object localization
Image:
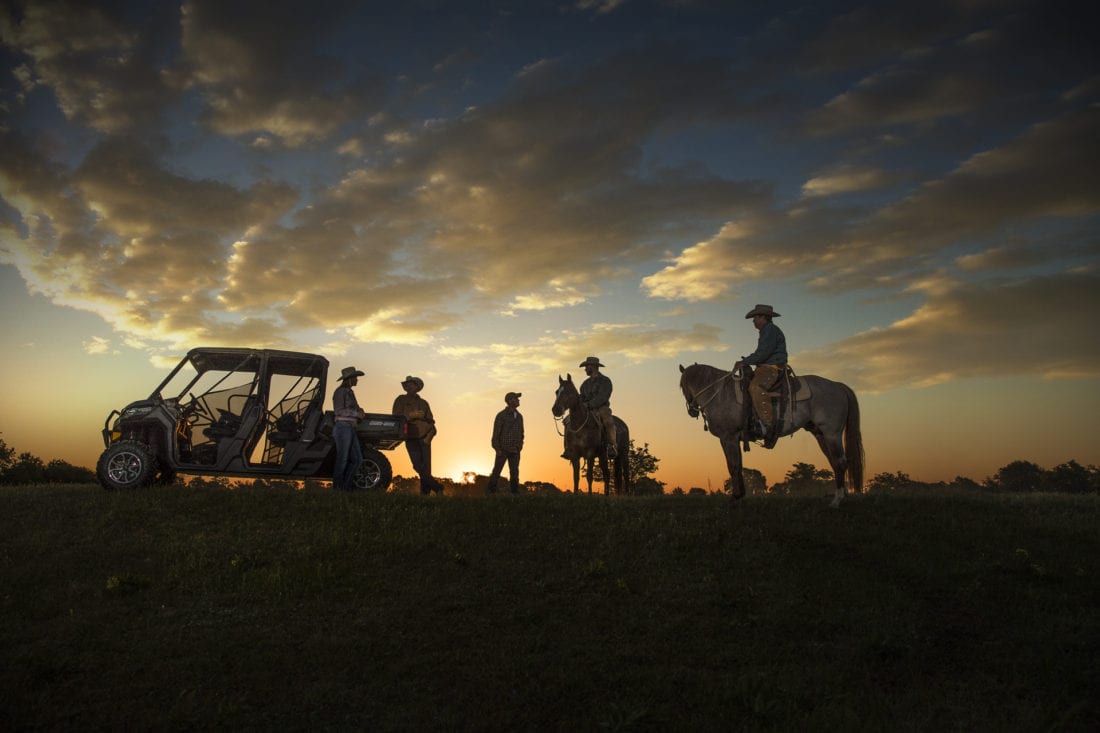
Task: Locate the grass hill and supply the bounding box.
[1,485,1097,730]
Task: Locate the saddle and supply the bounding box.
[737,365,810,448]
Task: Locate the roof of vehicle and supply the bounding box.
[185,347,329,378]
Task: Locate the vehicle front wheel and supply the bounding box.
[97,440,158,490]
[352,447,393,491]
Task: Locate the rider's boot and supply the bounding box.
[605,442,618,459]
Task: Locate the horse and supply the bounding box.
[552,374,631,495]
[678,363,864,507]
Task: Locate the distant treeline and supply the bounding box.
[721,460,1100,496]
[0,435,95,485]
[2,433,1097,494]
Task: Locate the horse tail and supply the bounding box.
[843,384,865,493]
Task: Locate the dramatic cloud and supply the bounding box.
[176,0,382,147]
[798,270,1100,391]
[439,321,727,384]
[801,166,893,198]
[1,0,1097,390]
[643,105,1100,300]
[0,1,176,134]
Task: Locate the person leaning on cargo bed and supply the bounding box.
[392,375,445,495]
[332,366,366,490]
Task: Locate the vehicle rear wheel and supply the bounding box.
[97,440,157,490]
[352,447,392,491]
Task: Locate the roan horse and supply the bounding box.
[678,363,864,507]
[552,374,631,494]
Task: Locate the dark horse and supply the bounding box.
[552,374,631,494]
[679,363,864,506]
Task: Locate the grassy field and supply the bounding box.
[1,485,1097,731]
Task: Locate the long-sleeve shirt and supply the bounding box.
[333,385,364,422]
[393,393,436,440]
[491,407,524,454]
[579,373,613,409]
[743,322,788,365]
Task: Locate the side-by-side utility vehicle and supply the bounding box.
[97,348,406,490]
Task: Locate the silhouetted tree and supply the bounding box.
[4,452,46,485]
[632,476,666,495]
[390,474,421,495]
[770,462,833,495]
[627,440,660,480]
[0,434,13,473]
[1043,461,1095,494]
[724,468,767,495]
[985,460,1044,493]
[186,476,232,489]
[867,471,915,493]
[44,460,95,484]
[949,476,982,491]
[589,439,660,493]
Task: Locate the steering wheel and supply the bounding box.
[184,392,215,424]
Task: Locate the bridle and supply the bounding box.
[682,370,736,431]
[553,383,591,436]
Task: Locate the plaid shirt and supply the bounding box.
[491,407,524,454]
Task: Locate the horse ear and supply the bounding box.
[679,364,685,373]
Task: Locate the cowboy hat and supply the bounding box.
[578,356,605,368]
[339,366,365,381]
[744,304,781,318]
[401,375,424,391]
[504,391,522,402]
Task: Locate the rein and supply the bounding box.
[553,385,592,436]
[685,371,737,432]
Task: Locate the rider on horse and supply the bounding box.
[734,304,788,449]
[578,356,619,459]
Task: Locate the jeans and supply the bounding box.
[487,450,521,494]
[405,438,441,494]
[333,422,363,490]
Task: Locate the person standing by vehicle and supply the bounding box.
[487,392,524,494]
[734,304,788,449]
[578,356,618,458]
[393,376,444,495]
[332,366,366,490]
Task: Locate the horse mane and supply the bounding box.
[682,362,732,384]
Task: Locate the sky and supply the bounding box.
[1,0,1098,491]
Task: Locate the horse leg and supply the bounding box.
[719,433,746,499]
[572,457,581,493]
[806,423,848,508]
[604,454,614,495]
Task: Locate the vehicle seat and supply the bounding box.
[268,411,301,446]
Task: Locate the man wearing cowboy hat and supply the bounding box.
[734,304,788,449]
[487,392,524,494]
[392,375,444,495]
[578,356,618,458]
[332,366,366,490]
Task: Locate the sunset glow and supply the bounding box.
[1,1,1097,490]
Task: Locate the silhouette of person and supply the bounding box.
[578,356,618,458]
[487,392,524,494]
[332,366,366,490]
[392,375,444,495]
[734,304,788,449]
